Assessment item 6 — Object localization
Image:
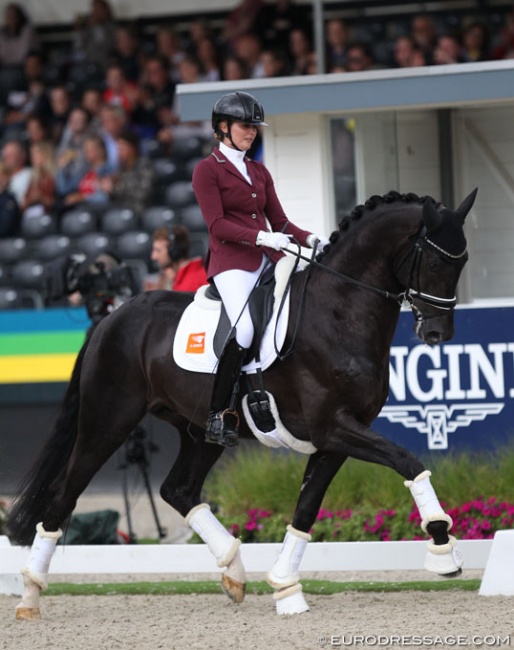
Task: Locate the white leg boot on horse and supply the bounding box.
[185,503,246,603]
[405,470,463,577]
[16,523,62,620]
[266,525,311,615]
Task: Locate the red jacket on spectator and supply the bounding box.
[173,257,208,292]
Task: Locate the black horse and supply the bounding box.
[7,189,476,618]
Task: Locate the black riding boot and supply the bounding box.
[205,337,247,447]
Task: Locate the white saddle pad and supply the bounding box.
[173,257,296,374]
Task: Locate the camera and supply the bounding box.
[44,252,138,324]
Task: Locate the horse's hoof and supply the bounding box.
[441,567,463,579]
[273,583,310,616]
[15,607,42,621]
[221,574,246,603]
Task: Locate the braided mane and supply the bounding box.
[318,190,435,261]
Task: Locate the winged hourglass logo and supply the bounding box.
[377,403,505,450]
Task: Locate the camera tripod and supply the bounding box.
[119,424,167,543]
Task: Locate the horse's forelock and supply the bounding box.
[426,208,467,256]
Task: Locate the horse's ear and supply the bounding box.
[422,199,443,233]
[455,188,478,222]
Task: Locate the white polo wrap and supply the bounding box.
[21,522,62,591]
[404,470,452,532]
[266,524,311,589]
[185,503,239,568]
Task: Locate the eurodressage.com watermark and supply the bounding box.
[316,635,511,647]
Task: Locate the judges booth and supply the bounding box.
[178,61,514,454]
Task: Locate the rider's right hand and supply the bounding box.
[256,230,292,251]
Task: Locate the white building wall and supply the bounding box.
[454,106,514,301]
[264,113,334,238]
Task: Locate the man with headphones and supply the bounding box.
[148,224,208,292]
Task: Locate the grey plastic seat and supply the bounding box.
[60,209,97,237]
[115,231,152,261]
[101,207,139,235]
[164,181,196,209]
[74,232,113,258]
[180,204,206,232]
[0,238,29,265]
[20,213,57,240]
[10,259,45,289]
[33,235,72,261]
[141,206,177,233]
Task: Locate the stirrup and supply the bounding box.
[205,409,240,447]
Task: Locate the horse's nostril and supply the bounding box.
[426,331,442,345]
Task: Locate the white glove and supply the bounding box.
[307,234,330,253]
[256,230,293,251]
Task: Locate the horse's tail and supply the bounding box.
[6,330,92,546]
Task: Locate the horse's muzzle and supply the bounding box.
[415,315,455,345]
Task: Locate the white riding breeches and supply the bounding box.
[213,257,268,349]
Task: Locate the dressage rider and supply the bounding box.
[192,91,329,448]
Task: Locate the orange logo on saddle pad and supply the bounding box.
[186,333,206,354]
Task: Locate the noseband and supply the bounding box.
[396,225,467,313]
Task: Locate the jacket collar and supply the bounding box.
[210,147,254,184]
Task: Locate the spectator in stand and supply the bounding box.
[411,14,437,65]
[2,52,50,129]
[155,25,186,83]
[187,19,215,52]
[81,87,103,132]
[72,0,116,72]
[132,54,176,139]
[325,18,350,72]
[222,54,250,81]
[461,21,491,62]
[99,104,127,170]
[1,139,31,207]
[26,114,51,147]
[0,3,39,68]
[255,0,310,50]
[393,36,426,68]
[345,43,375,72]
[233,33,265,78]
[196,37,222,81]
[55,106,91,199]
[260,47,290,77]
[492,6,514,59]
[221,0,264,51]
[62,133,112,208]
[49,85,72,144]
[113,24,141,82]
[148,225,207,292]
[157,55,212,154]
[0,162,20,237]
[289,27,314,75]
[100,129,155,217]
[20,141,56,218]
[433,33,465,65]
[102,62,138,114]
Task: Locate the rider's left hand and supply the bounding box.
[307,234,330,254]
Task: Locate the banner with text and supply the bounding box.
[375,305,514,454]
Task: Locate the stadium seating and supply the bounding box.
[60,208,98,237]
[164,181,196,209]
[115,231,152,261]
[141,206,177,233]
[20,213,57,240]
[10,259,45,290]
[32,235,72,261]
[74,232,113,259]
[101,207,139,235]
[180,204,206,232]
[0,238,29,265]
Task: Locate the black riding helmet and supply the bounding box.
[212,92,268,149]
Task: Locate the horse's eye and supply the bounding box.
[428,258,442,272]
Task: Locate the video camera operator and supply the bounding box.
[43,250,139,331]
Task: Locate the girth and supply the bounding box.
[205,264,277,363]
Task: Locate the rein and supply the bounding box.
[282,227,466,311]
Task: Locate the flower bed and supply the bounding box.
[191,498,514,544]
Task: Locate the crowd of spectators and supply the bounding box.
[0,0,513,243]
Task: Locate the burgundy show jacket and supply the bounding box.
[192,147,312,279]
